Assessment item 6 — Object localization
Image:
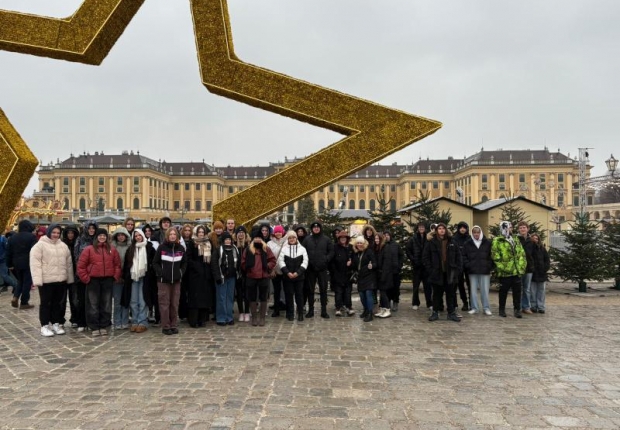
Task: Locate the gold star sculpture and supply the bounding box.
[0,0,441,229]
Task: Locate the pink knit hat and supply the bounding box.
[273,225,285,235]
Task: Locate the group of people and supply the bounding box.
[1,214,550,337]
[407,220,550,323]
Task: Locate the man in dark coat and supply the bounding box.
[406,222,431,310]
[452,221,471,311]
[6,220,37,309]
[303,221,334,318]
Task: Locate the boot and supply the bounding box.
[259,302,267,326]
[320,306,330,319]
[359,309,368,319]
[250,302,259,326]
[271,308,280,318]
[499,308,507,318]
[428,311,439,322]
[447,312,461,322]
[514,309,523,319]
[305,306,314,318]
[363,312,373,322]
[11,297,18,308]
[297,311,304,322]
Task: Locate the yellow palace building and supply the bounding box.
[34,148,588,226]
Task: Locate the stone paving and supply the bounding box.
[1,286,620,430]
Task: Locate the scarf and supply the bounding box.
[194,237,212,263]
[131,241,147,281]
[471,225,484,249]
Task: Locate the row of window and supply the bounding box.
[409,181,450,190]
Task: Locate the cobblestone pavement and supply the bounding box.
[1,287,620,430]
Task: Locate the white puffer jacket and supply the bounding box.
[268,237,286,275]
[30,235,75,286]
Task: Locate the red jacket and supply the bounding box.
[77,243,122,284]
[241,245,276,279]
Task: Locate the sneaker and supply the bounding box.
[162,328,173,335]
[335,309,342,317]
[391,303,399,312]
[130,325,137,332]
[77,326,85,332]
[428,312,439,322]
[52,323,65,335]
[447,312,461,322]
[381,308,392,318]
[244,313,251,322]
[120,324,129,330]
[484,309,492,316]
[346,308,356,316]
[238,314,245,322]
[461,304,469,311]
[538,310,546,314]
[363,312,373,322]
[20,303,34,310]
[41,325,54,337]
[514,310,523,319]
[71,323,78,328]
[412,305,419,311]
[522,309,533,314]
[101,328,109,336]
[468,309,477,315]
[171,328,179,334]
[499,309,507,317]
[92,330,101,337]
[374,308,384,317]
[113,325,121,330]
[11,297,18,308]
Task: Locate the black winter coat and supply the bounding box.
[152,242,187,284]
[330,244,352,288]
[6,231,37,270]
[531,244,550,282]
[518,235,535,273]
[186,242,214,310]
[423,234,463,285]
[351,248,377,291]
[377,241,403,290]
[462,238,494,275]
[304,233,334,271]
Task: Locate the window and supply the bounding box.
[349,199,355,209]
[133,177,140,193]
[206,201,212,211]
[433,181,439,189]
[228,186,234,194]
[133,198,140,210]
[370,185,375,193]
[149,198,153,208]
[349,185,355,192]
[63,177,69,186]
[499,183,506,190]
[444,181,450,189]
[557,173,564,183]
[79,177,85,186]
[359,200,365,209]
[195,200,201,211]
[339,185,345,192]
[499,174,505,183]
[481,195,488,202]
[318,200,325,211]
[117,177,123,186]
[573,196,579,207]
[519,173,525,183]
[98,186,104,193]
[482,174,488,183]
[360,185,365,192]
[174,201,180,210]
[63,198,69,210]
[587,195,593,205]
[149,178,153,187]
[99,177,105,186]
[558,195,564,207]
[421,182,427,189]
[184,200,190,210]
[389,200,396,211]
[539,174,546,190]
[79,197,86,210]
[206,183,212,191]
[328,199,335,209]
[390,185,396,192]
[410,181,416,189]
[329,185,334,193]
[174,183,180,191]
[369,199,376,210]
[116,198,123,210]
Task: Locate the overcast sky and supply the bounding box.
[1,0,619,195]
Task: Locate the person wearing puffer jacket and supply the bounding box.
[462,226,494,316]
[6,219,37,309]
[73,220,98,332]
[278,230,309,321]
[111,227,131,330]
[491,221,527,318]
[268,225,286,317]
[30,224,74,337]
[77,228,122,336]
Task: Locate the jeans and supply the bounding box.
[359,290,374,312]
[112,282,129,328]
[521,273,533,310]
[530,281,546,311]
[499,275,522,311]
[0,261,17,288]
[158,281,180,330]
[130,278,148,327]
[13,268,32,305]
[469,274,491,312]
[86,277,113,330]
[216,277,235,323]
[38,282,67,326]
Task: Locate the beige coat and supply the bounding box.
[30,235,75,286]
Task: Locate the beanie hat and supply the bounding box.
[235,225,248,235]
[96,228,109,238]
[310,221,322,230]
[251,227,263,239]
[273,225,285,235]
[221,231,233,243]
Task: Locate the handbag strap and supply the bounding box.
[358,251,364,271]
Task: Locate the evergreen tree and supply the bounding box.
[403,191,452,229]
[295,196,317,226]
[550,212,614,291]
[369,192,412,280]
[488,199,546,241]
[601,220,620,288]
[317,208,343,240]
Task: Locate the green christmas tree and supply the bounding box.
[488,199,546,241]
[403,191,452,230]
[601,220,620,288]
[317,208,343,240]
[295,196,317,226]
[550,212,614,291]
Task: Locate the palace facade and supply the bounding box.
[34,148,589,225]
